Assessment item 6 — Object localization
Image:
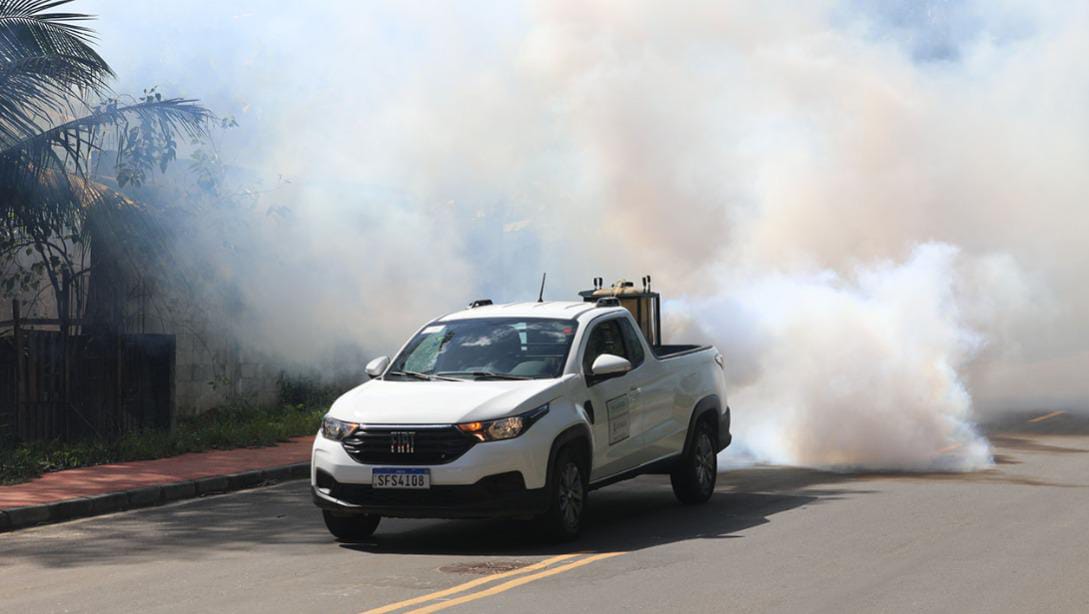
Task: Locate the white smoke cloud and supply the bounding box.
[675,243,1011,470]
[80,0,1089,469]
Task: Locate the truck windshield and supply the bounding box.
[387,318,579,380]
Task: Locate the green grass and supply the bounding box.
[0,403,326,486]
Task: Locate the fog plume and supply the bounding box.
[674,243,1027,470]
[85,0,1089,470]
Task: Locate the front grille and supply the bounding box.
[341,426,476,465]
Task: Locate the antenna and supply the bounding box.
[537,272,547,303]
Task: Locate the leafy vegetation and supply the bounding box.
[276,371,344,408]
[0,401,326,485]
[0,0,211,318]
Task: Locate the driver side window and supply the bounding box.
[616,317,646,368]
[582,319,628,375]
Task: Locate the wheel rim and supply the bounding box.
[695,433,715,493]
[557,462,584,529]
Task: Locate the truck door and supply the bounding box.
[616,315,675,464]
[581,317,645,481]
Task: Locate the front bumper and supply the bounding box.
[311,414,558,490]
[311,412,565,518]
[312,471,548,519]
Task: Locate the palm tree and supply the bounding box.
[0,0,211,320]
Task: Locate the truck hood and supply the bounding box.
[327,375,575,425]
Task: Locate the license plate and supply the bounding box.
[372,468,431,489]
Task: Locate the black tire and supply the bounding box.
[671,419,717,505]
[538,447,588,541]
[322,510,380,541]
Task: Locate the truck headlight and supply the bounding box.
[456,404,550,442]
[321,416,358,441]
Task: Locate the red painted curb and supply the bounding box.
[0,436,314,510]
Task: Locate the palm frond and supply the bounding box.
[16,97,210,152]
[1,97,212,232]
[0,0,109,70]
[0,0,112,143]
[0,52,110,142]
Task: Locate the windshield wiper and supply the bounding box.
[386,370,431,381]
[438,371,533,381]
[386,370,462,382]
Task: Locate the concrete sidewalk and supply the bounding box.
[0,436,313,532]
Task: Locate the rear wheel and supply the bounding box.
[538,447,587,541]
[322,510,380,541]
[671,420,717,505]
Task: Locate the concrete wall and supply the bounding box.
[173,330,280,417]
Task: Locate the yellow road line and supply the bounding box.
[406,552,626,613]
[1028,410,1065,424]
[361,553,581,614]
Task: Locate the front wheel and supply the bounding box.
[537,447,588,541]
[671,421,717,505]
[322,510,380,541]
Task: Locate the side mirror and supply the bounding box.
[365,356,390,379]
[590,353,632,377]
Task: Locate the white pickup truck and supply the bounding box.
[311,281,731,541]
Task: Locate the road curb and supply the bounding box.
[0,461,309,533]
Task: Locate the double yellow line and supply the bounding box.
[362,551,625,614]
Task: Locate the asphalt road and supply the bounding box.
[2,414,1088,614]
